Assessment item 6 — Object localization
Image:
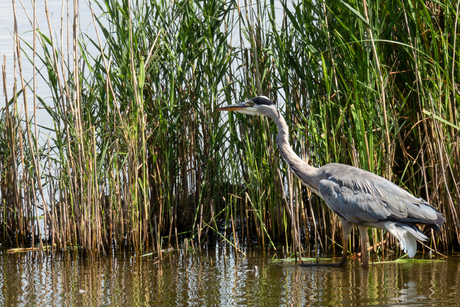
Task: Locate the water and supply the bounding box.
[1,246,458,306]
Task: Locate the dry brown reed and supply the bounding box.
[0,0,459,260]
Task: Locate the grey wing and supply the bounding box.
[317,165,445,227]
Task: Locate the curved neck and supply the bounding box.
[265,109,320,192]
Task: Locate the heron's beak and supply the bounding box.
[216,102,248,112]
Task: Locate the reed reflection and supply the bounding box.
[0,248,459,306]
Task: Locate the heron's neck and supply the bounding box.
[267,109,321,192]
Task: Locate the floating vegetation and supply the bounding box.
[272,257,334,263]
[372,257,446,264]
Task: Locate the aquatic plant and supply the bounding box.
[1,0,458,258]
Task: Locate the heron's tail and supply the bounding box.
[385,223,428,258]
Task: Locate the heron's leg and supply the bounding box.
[358,225,369,267]
[298,220,353,267]
[335,236,348,266]
[338,221,353,266]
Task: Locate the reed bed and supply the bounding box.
[1,0,459,258]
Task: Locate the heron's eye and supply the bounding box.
[246,101,254,107]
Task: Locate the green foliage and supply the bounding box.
[1,0,459,256]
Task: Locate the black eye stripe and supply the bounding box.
[250,96,274,106]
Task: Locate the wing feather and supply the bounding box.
[317,164,445,227]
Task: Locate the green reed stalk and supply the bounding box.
[1,0,458,257]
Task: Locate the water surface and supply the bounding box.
[0,246,458,306]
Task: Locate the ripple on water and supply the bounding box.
[0,248,459,306]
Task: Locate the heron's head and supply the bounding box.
[216,96,277,117]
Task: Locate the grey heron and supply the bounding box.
[217,96,446,267]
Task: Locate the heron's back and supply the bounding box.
[317,163,446,228]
